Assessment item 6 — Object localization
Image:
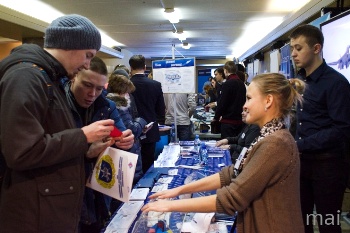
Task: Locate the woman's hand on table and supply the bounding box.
[148,188,180,200]
[219,145,230,150]
[216,138,228,147]
[141,199,173,213]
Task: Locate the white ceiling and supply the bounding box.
[0,0,338,60]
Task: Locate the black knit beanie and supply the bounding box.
[44,14,101,51]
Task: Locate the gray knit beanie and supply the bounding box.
[44,14,101,51]
[112,69,129,77]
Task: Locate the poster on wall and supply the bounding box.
[247,62,254,83]
[152,58,196,93]
[321,10,350,83]
[270,50,280,73]
[197,69,212,93]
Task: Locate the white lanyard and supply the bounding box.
[234,147,248,176]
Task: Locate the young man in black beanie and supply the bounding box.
[0,14,120,233]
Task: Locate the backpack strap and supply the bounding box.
[20,62,54,107]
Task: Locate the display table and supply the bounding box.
[195,130,221,140]
[191,107,222,140]
[102,143,234,233]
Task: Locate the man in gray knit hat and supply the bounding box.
[0,14,120,232]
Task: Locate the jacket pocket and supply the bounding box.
[37,180,81,233]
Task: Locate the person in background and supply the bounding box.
[164,93,196,141]
[209,76,217,88]
[206,67,226,110]
[106,73,148,215]
[236,63,246,73]
[213,61,246,138]
[244,72,250,85]
[106,74,147,185]
[113,64,130,76]
[216,109,260,162]
[290,24,350,233]
[0,14,116,232]
[205,77,218,111]
[113,68,129,78]
[142,73,305,233]
[200,81,216,105]
[129,55,166,173]
[63,56,134,232]
[237,71,248,89]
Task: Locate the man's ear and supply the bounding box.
[314,43,322,54]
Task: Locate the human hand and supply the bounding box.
[216,139,228,147]
[219,145,230,150]
[86,140,114,159]
[82,119,114,143]
[141,199,173,213]
[142,122,154,134]
[207,102,216,109]
[148,188,180,200]
[114,129,134,150]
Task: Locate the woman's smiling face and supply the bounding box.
[243,81,266,128]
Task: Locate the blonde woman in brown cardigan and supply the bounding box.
[142,73,305,233]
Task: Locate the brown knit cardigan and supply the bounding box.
[216,129,304,233]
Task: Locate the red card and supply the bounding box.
[110,126,122,137]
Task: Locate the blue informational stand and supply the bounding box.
[154,127,172,160]
[197,69,212,94]
[154,134,169,160]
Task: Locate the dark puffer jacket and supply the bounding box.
[107,93,146,184]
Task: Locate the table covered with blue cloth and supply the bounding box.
[102,142,235,233]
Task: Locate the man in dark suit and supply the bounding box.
[129,55,165,173]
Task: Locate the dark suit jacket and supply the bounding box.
[131,74,165,143]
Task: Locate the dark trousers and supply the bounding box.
[140,141,156,173]
[300,157,348,233]
[166,124,192,141]
[220,123,244,139]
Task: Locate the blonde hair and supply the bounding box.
[251,73,305,118]
[108,74,135,94]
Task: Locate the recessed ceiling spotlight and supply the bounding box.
[182,42,191,49]
[176,31,186,41]
[163,8,180,24]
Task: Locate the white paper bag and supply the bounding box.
[86,147,138,202]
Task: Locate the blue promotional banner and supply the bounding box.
[152,57,196,93]
[197,69,212,94]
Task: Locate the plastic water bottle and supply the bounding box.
[193,135,201,164]
[200,142,208,165]
[193,135,201,153]
[170,123,176,143]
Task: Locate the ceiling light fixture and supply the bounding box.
[175,29,187,41]
[182,42,191,49]
[164,8,180,24]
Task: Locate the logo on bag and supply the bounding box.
[95,154,116,189]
